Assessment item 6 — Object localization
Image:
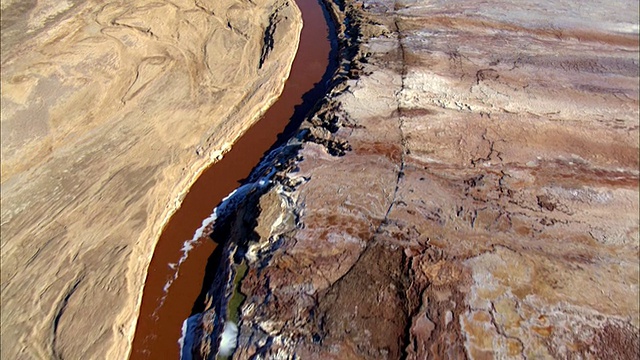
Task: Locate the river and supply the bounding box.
[129,0,335,358]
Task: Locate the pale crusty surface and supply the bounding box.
[224,0,639,359]
[0,0,301,358]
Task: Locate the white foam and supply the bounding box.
[178,318,190,360]
[153,210,219,315]
[219,322,239,357]
[154,181,257,314]
[178,314,201,360]
[169,170,278,353]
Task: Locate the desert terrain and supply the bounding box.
[2,0,639,359]
[184,0,639,358]
[1,0,302,358]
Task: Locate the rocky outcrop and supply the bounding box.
[0,0,302,359]
[192,0,639,358]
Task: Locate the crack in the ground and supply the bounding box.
[471,129,504,166]
[391,10,418,360]
[488,301,529,360]
[380,16,408,227]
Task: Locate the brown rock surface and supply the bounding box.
[0,0,302,358]
[192,0,639,358]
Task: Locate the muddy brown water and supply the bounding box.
[129,0,334,358]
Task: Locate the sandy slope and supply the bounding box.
[0,0,301,358]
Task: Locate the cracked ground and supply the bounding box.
[189,0,639,358]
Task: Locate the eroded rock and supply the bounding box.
[0,0,302,358]
[192,0,638,358]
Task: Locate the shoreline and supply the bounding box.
[124,6,304,359]
[128,0,338,358]
[180,0,367,357]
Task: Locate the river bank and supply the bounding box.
[188,0,639,358]
[130,0,334,358]
[1,0,302,358]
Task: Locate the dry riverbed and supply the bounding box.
[1,0,302,358]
